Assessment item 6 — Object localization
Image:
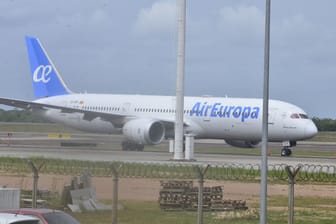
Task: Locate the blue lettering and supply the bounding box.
[210,103,221,117]
[241,107,251,122]
[200,102,207,116]
[233,106,242,118]
[190,102,201,116]
[226,106,235,118]
[204,104,212,117]
[218,106,225,118]
[222,106,230,118]
[251,107,260,119]
[189,102,260,122]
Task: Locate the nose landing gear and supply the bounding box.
[281,141,296,157]
[281,147,292,157]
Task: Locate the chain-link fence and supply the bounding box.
[0,157,335,183]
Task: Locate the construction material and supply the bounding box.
[159,180,248,211]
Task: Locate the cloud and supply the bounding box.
[133,0,177,36]
[218,5,264,44]
[273,14,315,48]
[271,13,335,70]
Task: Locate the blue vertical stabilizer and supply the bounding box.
[25,36,72,98]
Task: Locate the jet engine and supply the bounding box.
[225,139,261,148]
[122,119,165,145]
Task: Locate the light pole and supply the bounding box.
[260,0,271,223]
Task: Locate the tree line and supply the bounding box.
[0,109,335,131]
[0,109,47,123]
[312,117,336,131]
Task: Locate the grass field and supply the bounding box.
[69,198,336,224]
[309,131,336,142]
[0,122,81,133]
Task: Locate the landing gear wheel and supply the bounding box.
[281,147,292,157]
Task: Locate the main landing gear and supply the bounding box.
[121,141,144,151]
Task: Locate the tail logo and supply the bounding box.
[33,65,52,83]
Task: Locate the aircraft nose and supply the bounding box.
[304,121,318,139]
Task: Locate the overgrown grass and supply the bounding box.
[70,201,257,224]
[68,198,336,224]
[309,131,336,142]
[0,122,81,133]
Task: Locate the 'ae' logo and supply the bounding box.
[33,65,52,83]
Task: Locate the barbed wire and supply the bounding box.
[0,158,335,183]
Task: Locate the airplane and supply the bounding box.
[0,36,318,156]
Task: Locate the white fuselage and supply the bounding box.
[34,94,317,143]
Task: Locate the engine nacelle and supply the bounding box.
[225,139,261,148]
[122,119,165,145]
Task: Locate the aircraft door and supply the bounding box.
[122,102,131,114]
[269,108,277,125]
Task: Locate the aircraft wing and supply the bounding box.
[0,97,129,126]
[0,97,187,128]
[0,97,35,110]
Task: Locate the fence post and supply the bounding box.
[28,160,45,208]
[110,163,122,224]
[194,165,210,224]
[285,165,301,224]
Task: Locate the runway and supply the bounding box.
[0,132,335,167]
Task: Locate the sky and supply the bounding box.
[0,0,335,118]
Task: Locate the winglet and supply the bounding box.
[25,35,72,98]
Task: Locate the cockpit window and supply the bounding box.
[290,113,309,119]
[290,113,300,119]
[299,114,309,119]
